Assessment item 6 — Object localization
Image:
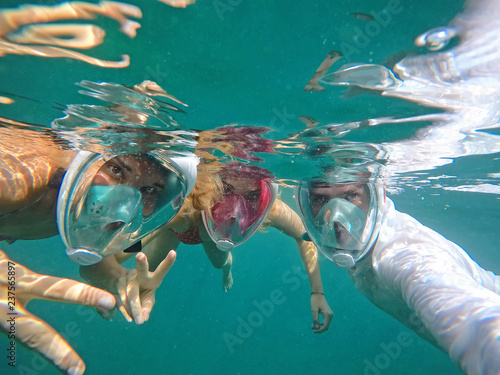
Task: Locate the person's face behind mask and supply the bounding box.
[310,183,370,215]
[297,179,382,269]
[59,151,191,266]
[203,176,276,252]
[92,154,167,216]
[310,182,370,248]
[221,177,262,212]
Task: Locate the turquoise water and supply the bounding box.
[2,0,500,374]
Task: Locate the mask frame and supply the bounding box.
[296,180,385,268]
[57,150,198,265]
[202,179,278,252]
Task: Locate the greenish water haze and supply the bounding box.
[2,0,499,374]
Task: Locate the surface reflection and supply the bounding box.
[296,0,500,192]
[1,0,500,374]
[0,1,142,68]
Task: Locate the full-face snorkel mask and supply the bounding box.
[202,177,278,252]
[296,179,385,269]
[57,150,198,265]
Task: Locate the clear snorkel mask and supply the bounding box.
[57,150,198,265]
[202,178,278,252]
[296,178,385,269]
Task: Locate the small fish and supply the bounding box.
[350,12,375,21]
[298,115,320,129]
[304,51,343,92]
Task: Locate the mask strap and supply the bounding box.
[123,240,142,253]
[48,168,66,190]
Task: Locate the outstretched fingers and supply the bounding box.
[117,275,133,323]
[25,275,116,311]
[15,309,85,375]
[125,269,144,324]
[115,251,176,324]
[153,250,176,283]
[135,252,150,281]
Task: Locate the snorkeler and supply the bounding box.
[0,125,198,374]
[296,170,500,374]
[82,161,334,333]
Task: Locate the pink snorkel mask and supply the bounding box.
[202,166,277,251]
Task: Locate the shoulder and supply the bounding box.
[373,198,479,284]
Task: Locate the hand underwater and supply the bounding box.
[311,293,333,333]
[0,250,116,375]
[116,251,176,324]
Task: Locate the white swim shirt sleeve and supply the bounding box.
[373,199,500,375]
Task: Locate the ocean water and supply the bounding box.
[1,0,500,374]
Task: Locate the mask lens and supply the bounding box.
[139,167,185,232]
[315,198,368,250]
[59,151,193,264]
[203,179,276,251]
[296,182,380,267]
[80,185,143,230]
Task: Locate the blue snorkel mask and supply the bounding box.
[296,178,385,269]
[57,150,198,265]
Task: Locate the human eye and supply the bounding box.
[346,192,358,200]
[108,163,124,177]
[312,195,329,205]
[345,188,362,203]
[246,191,260,202]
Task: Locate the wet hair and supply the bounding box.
[175,152,225,224]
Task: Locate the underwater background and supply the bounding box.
[1,0,499,374]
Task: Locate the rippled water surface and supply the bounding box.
[2,0,500,374]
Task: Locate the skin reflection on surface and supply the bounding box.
[0,1,142,67]
[159,0,196,8]
[304,51,343,92]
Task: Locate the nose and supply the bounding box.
[92,172,112,186]
[334,221,348,237]
[104,221,125,231]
